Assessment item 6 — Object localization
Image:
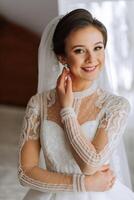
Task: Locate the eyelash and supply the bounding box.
[94,46,103,51]
[74,49,85,54]
[74,46,103,54]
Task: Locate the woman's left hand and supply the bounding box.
[56,67,74,108]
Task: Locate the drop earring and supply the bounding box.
[64,63,70,68]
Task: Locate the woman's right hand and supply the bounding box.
[85,166,116,192]
[56,67,74,108]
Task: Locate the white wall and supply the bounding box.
[0,0,58,35]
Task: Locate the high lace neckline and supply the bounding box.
[73,81,98,99]
[47,81,98,107]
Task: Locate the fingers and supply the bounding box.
[100,164,110,172]
[106,170,116,190]
[99,168,116,191]
[106,169,115,181]
[107,176,116,189]
[108,169,114,176]
[57,67,69,93]
[65,75,72,93]
[57,67,71,94]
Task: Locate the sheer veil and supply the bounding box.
[38,15,132,189]
[38,16,63,93]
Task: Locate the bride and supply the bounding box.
[18,8,134,199]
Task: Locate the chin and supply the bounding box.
[83,74,99,82]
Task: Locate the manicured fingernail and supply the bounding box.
[64,66,70,71]
[67,75,71,80]
[66,67,70,71]
[65,76,68,80]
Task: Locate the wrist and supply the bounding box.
[60,107,76,122]
[73,174,86,192]
[85,175,94,191]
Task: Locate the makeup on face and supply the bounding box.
[61,26,105,90]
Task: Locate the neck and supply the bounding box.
[71,78,93,92]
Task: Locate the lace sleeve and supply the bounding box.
[60,97,130,175]
[18,94,41,182]
[18,94,86,192]
[20,94,41,143]
[98,96,130,138]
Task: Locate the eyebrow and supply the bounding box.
[72,41,104,49]
[95,42,104,45]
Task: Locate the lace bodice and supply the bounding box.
[18,85,130,193]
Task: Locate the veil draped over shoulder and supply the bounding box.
[37,15,132,189]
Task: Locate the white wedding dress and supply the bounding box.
[19,84,134,200]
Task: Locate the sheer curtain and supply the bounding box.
[58,0,134,189]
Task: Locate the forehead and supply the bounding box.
[65,26,103,47]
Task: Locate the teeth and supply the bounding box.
[82,66,96,72]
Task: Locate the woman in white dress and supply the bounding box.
[18,9,134,199]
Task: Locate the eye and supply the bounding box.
[94,46,104,51]
[74,48,86,54]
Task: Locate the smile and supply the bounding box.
[81,65,97,72]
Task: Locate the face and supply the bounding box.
[59,25,105,88]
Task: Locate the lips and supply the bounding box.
[81,65,97,72]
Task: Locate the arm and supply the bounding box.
[18,94,86,192]
[19,138,85,192]
[18,93,116,192]
[60,97,130,175]
[56,67,130,175]
[19,139,115,192]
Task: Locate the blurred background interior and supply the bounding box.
[0,0,134,199]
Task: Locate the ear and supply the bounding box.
[57,55,67,65]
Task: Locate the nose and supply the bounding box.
[85,50,96,63]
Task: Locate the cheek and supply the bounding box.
[101,56,105,65]
[98,52,105,65]
[102,55,105,67]
[68,58,81,76]
[67,56,81,68]
[102,52,105,61]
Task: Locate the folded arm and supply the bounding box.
[18,94,85,192]
[60,97,130,175]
